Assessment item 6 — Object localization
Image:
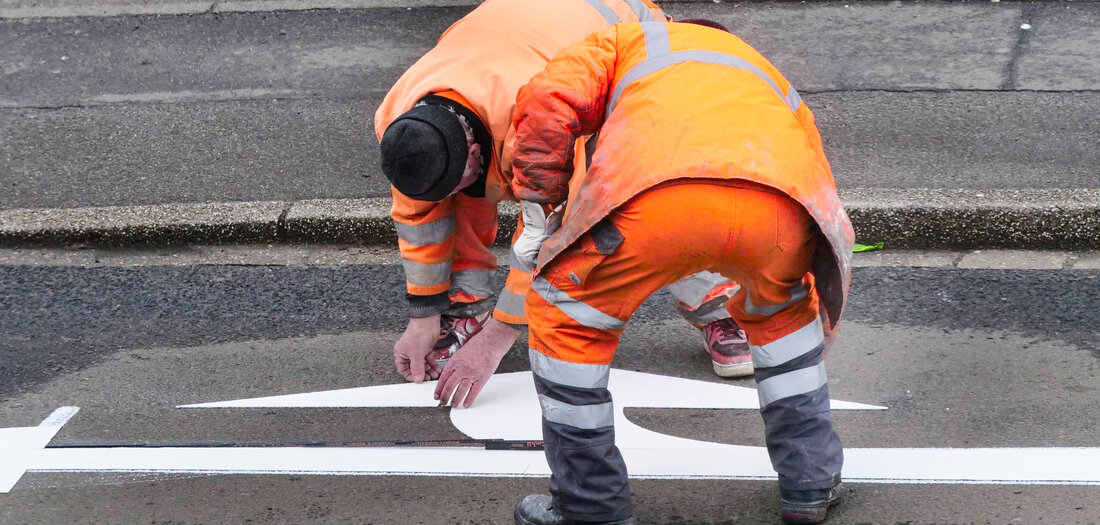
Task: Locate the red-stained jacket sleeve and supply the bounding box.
[511,28,620,204]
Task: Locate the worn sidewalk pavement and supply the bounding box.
[1,0,1098,248]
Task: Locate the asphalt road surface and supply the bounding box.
[4,2,1100,209]
[1,249,1098,523]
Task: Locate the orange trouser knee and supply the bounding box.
[526,181,821,364]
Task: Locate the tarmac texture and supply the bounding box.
[0,255,1098,522]
[2,1,1099,247]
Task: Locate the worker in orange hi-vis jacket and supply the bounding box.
[459,18,855,525]
[376,0,756,391]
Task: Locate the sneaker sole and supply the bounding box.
[713,360,754,378]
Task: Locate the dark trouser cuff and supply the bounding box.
[406,292,450,318]
[543,422,632,522]
[442,297,495,317]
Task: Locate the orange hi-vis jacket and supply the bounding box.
[512,21,855,341]
[374,0,665,323]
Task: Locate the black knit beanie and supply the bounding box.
[380,104,468,202]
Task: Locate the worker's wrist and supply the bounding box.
[485,317,522,338]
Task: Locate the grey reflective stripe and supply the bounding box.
[539,395,615,429]
[641,20,669,58]
[679,298,731,326]
[750,316,824,368]
[495,288,527,319]
[402,259,450,287]
[606,49,804,116]
[744,283,808,317]
[757,361,827,407]
[451,269,495,297]
[666,270,733,309]
[581,0,619,24]
[530,348,611,389]
[508,247,532,273]
[532,276,627,331]
[393,214,455,247]
[786,87,803,111]
[624,0,655,22]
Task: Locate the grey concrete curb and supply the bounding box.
[1,189,1098,249]
[842,189,1100,249]
[0,201,287,246]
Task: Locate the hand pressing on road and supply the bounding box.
[393,314,443,383]
[435,318,520,408]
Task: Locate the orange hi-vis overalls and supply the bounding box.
[374,0,738,325]
[512,22,855,521]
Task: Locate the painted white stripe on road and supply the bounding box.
[22,446,1100,485]
[7,372,1100,490]
[38,406,80,428]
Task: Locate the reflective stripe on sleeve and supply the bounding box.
[530,348,611,389]
[607,23,804,116]
[402,259,451,288]
[393,214,455,247]
[750,316,824,368]
[756,361,827,407]
[495,288,527,319]
[508,247,533,273]
[744,283,808,317]
[539,395,615,429]
[532,276,627,331]
[451,269,495,298]
[582,0,620,24]
[626,0,657,22]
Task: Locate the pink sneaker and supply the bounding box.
[701,317,753,378]
[427,309,493,367]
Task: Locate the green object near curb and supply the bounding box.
[853,242,884,253]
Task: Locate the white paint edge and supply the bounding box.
[22,446,1100,485]
[38,406,80,427]
[0,407,77,493]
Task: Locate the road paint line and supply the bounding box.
[38,406,80,428]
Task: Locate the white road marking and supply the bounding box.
[4,371,1100,492]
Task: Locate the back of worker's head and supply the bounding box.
[677,18,731,33]
[380,103,469,202]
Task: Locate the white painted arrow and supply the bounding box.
[0,406,79,492]
[179,369,883,447]
[4,370,1100,493]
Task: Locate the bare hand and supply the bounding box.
[393,315,441,383]
[434,318,520,408]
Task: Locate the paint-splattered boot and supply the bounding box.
[700,317,753,378]
[514,495,638,525]
[425,308,493,368]
[780,484,843,524]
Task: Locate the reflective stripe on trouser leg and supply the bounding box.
[450,268,495,298]
[529,349,632,523]
[751,315,842,490]
[668,271,737,325]
[677,293,735,326]
[666,271,730,309]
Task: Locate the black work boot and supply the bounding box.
[514,495,638,525]
[779,484,843,524]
